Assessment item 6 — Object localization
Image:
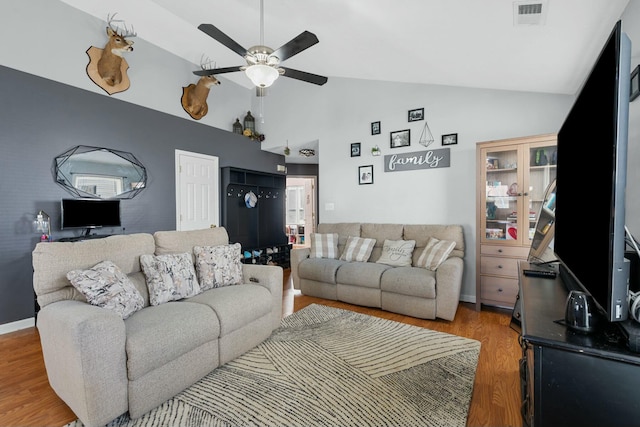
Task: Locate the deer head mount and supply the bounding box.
[181,57,221,120]
[86,13,136,95]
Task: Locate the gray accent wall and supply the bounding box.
[0,65,284,325]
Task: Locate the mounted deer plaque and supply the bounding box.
[181,59,221,120]
[86,13,136,95]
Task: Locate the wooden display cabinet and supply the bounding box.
[476,133,557,309]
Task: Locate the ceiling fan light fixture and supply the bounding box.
[245,64,279,88]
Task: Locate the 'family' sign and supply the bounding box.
[383,148,450,172]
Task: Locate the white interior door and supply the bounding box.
[175,150,219,231]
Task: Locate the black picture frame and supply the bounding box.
[351,142,361,157]
[442,133,458,146]
[371,121,381,135]
[631,65,639,102]
[359,165,374,185]
[390,129,410,148]
[408,108,424,122]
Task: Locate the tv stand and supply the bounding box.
[517,260,640,427]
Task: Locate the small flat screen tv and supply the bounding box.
[554,20,631,323]
[61,198,121,234]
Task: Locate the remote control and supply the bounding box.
[523,269,557,279]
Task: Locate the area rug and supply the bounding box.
[68,304,481,427]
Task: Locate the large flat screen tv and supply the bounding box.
[61,198,121,234]
[554,20,631,323]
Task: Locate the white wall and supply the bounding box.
[259,78,573,301]
[1,0,253,130]
[4,0,640,305]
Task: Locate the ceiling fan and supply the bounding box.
[194,0,328,90]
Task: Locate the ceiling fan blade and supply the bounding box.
[193,66,243,76]
[198,23,247,57]
[281,67,328,86]
[271,31,319,61]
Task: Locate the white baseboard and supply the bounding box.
[0,317,35,335]
[459,294,476,304]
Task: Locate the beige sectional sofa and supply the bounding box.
[32,227,282,427]
[290,223,465,321]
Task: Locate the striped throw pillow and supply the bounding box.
[310,233,340,259]
[340,236,376,262]
[416,237,456,271]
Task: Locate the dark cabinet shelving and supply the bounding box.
[221,167,290,268]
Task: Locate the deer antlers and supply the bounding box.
[106,13,137,40]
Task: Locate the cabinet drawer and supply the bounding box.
[481,244,530,258]
[480,276,519,305]
[481,256,521,277]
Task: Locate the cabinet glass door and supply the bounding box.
[483,146,522,244]
[526,143,557,246]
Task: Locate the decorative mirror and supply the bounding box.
[54,145,147,199]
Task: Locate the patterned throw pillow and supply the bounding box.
[310,233,340,259]
[415,237,456,271]
[193,243,244,290]
[67,260,144,319]
[140,253,201,306]
[376,239,416,267]
[339,236,376,262]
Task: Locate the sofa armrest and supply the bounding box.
[242,264,283,330]
[290,247,311,290]
[435,257,464,321]
[36,300,128,427]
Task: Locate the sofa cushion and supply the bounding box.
[317,223,361,256]
[339,236,376,262]
[193,243,243,290]
[309,233,339,259]
[380,267,437,298]
[186,284,271,336]
[415,237,456,271]
[362,223,404,261]
[125,301,219,381]
[298,258,346,284]
[375,239,416,267]
[153,228,230,262]
[403,224,465,260]
[337,262,391,288]
[67,260,144,319]
[32,233,155,309]
[140,253,201,306]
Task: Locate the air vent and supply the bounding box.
[513,1,547,26]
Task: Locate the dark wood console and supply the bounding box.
[517,260,640,427]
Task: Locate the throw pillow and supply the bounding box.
[376,239,416,267]
[340,236,376,262]
[67,260,144,319]
[193,243,244,290]
[140,252,201,306]
[415,237,456,271]
[310,233,340,259]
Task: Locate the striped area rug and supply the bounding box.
[69,304,480,427]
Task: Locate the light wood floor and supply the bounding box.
[1,271,522,427]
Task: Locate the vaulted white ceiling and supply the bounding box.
[60,0,636,96]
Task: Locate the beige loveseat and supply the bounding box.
[290,223,464,321]
[32,227,282,427]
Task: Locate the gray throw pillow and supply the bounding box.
[140,252,201,306]
[67,260,144,319]
[193,243,244,290]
